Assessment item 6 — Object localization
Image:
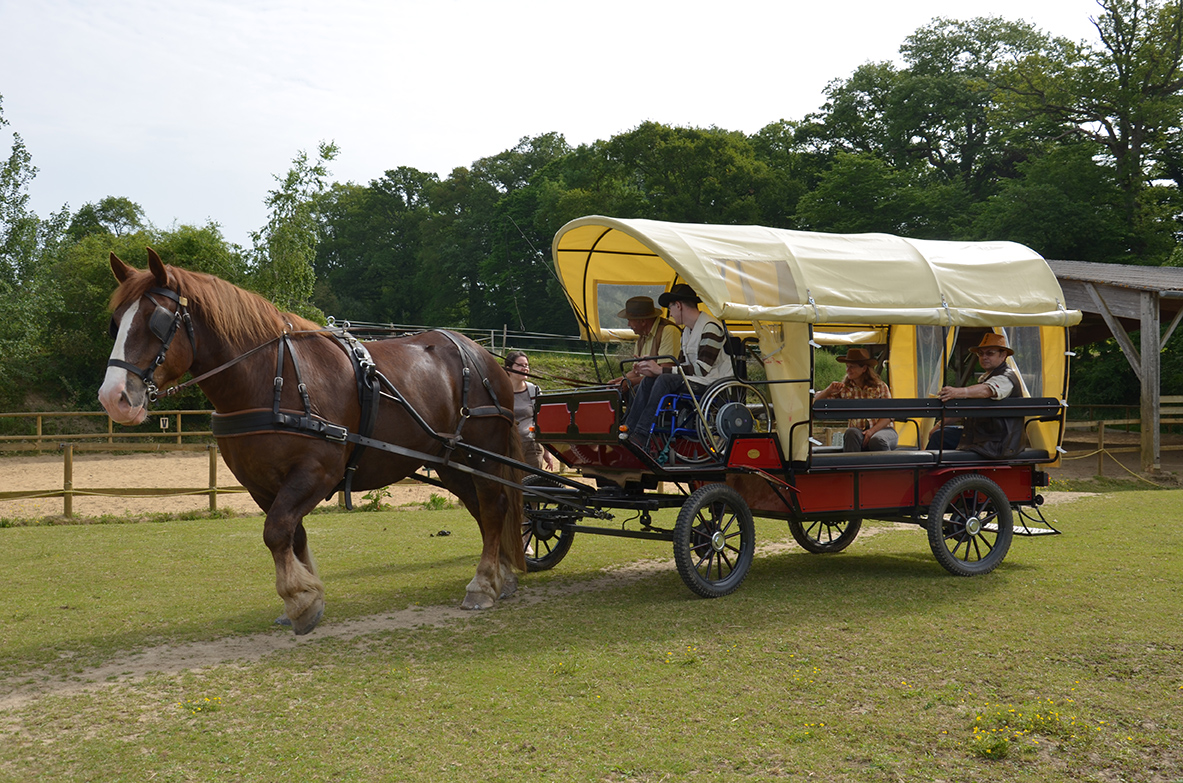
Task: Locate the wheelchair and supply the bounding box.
[647,378,772,466]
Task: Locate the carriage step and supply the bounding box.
[983,522,1061,536]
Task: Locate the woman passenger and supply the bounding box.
[814,347,898,452]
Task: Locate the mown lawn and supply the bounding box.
[1,491,1181,782]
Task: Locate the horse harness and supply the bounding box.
[207,328,514,508]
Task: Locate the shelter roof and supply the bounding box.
[1046,260,1183,295]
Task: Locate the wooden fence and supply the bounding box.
[0,410,436,518]
[1061,395,1183,476]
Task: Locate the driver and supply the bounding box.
[621,284,734,448]
[609,296,680,393]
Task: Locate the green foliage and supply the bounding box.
[250,141,338,321]
[65,196,146,242]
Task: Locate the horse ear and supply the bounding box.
[146,247,170,287]
[110,253,135,283]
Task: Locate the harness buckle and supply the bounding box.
[323,424,348,443]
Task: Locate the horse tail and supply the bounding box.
[500,423,528,572]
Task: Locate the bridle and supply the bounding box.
[107,286,196,402]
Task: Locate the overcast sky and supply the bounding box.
[2,0,1105,249]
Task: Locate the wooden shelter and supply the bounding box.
[1047,260,1183,472]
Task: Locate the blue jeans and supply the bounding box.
[623,374,705,441]
[926,425,963,450]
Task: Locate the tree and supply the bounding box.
[66,196,147,241]
[314,167,439,323]
[800,17,1056,203]
[999,0,1183,259]
[0,95,70,409]
[250,141,339,319]
[972,142,1130,260]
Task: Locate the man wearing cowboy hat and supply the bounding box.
[610,296,680,391]
[928,332,1026,458]
[622,283,734,447]
[814,347,897,452]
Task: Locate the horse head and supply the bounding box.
[99,248,197,424]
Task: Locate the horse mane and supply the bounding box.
[110,264,322,347]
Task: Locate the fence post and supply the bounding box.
[177,412,184,446]
[208,444,218,512]
[63,443,73,518]
[36,415,43,455]
[1097,422,1105,478]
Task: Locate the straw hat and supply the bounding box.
[617,296,662,320]
[836,347,874,365]
[968,333,1013,357]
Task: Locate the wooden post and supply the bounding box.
[36,415,43,455]
[63,444,73,518]
[1097,422,1105,478]
[208,445,218,512]
[177,412,184,446]
[1140,291,1161,472]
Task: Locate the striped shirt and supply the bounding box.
[667,312,733,383]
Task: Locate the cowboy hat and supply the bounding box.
[836,347,874,365]
[657,284,701,307]
[968,333,1014,357]
[616,296,662,320]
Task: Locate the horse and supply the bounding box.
[98,248,526,635]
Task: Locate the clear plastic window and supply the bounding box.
[916,325,948,397]
[597,284,671,332]
[1002,326,1042,397]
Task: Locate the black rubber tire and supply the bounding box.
[522,475,577,572]
[926,473,1013,576]
[788,517,862,554]
[673,483,755,598]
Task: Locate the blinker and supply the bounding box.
[148,305,176,342]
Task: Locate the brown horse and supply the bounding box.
[98,249,525,634]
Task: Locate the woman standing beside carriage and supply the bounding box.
[505,351,555,471]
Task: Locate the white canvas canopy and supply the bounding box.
[552,216,1081,339]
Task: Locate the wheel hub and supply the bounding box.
[964,515,982,536]
[710,530,726,551]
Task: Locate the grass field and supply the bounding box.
[1,490,1181,782]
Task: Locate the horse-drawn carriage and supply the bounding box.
[521,216,1080,597]
[99,216,1079,634]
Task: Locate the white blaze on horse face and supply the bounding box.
[98,303,149,425]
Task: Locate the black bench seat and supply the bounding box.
[809,447,1051,469]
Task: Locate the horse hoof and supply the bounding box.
[461,592,495,610]
[500,572,519,599]
[290,604,324,635]
[274,614,292,627]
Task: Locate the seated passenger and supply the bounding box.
[926,333,1025,459]
[622,284,734,447]
[609,296,680,393]
[814,347,897,452]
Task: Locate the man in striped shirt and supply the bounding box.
[622,284,734,447]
